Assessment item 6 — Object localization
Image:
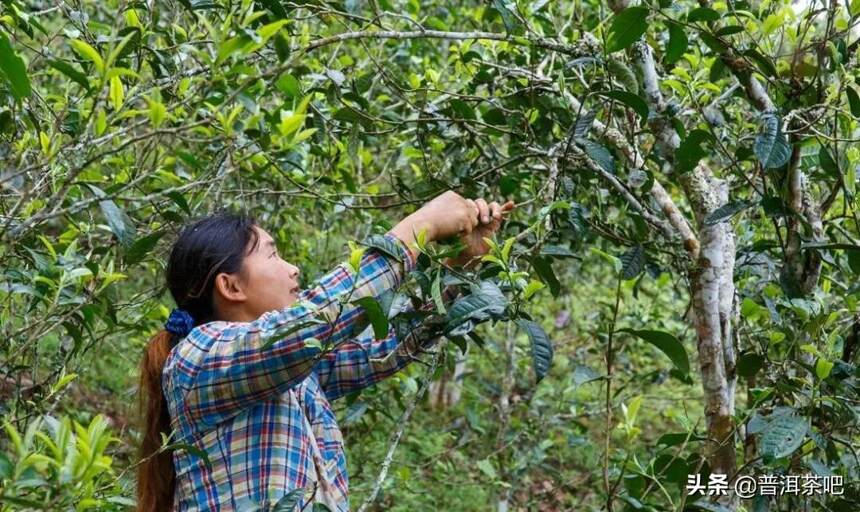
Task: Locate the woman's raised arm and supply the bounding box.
[168,232,418,431]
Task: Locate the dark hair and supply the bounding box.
[137,211,259,512]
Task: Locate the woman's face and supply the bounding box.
[221,225,302,320]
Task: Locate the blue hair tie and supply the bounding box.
[165,308,195,338]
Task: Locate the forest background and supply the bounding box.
[1,0,859,510]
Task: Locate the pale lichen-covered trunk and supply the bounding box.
[690,225,737,478]
[684,172,738,486]
[631,40,740,504]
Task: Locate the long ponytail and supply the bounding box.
[135,210,259,511]
[137,330,176,512]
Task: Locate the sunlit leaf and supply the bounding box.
[0,33,32,100]
[606,7,649,53]
[619,328,690,375]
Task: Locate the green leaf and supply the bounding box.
[47,59,90,90]
[523,279,545,300]
[0,109,12,134]
[0,496,48,509]
[687,7,720,22]
[216,35,251,64]
[847,249,860,275]
[744,49,778,79]
[167,442,212,469]
[818,144,839,176]
[703,200,755,225]
[432,270,447,314]
[259,0,291,19]
[665,22,688,64]
[124,231,165,265]
[656,432,706,446]
[106,30,140,71]
[606,7,649,53]
[51,373,78,394]
[759,414,808,460]
[0,452,12,480]
[109,75,124,111]
[88,185,136,247]
[274,32,291,62]
[516,318,554,382]
[178,0,222,11]
[540,245,579,259]
[620,328,690,375]
[445,281,508,336]
[501,236,516,262]
[709,57,727,82]
[69,39,105,74]
[572,364,603,387]
[276,73,301,98]
[620,245,645,280]
[476,458,498,479]
[599,90,649,119]
[483,107,507,127]
[492,0,521,35]
[674,129,712,173]
[0,33,32,100]
[577,138,615,174]
[359,234,404,263]
[573,109,596,138]
[716,25,745,36]
[352,296,389,340]
[736,352,765,378]
[148,97,168,128]
[815,358,834,380]
[754,114,792,168]
[257,19,290,43]
[567,202,589,240]
[699,31,728,53]
[846,85,860,118]
[531,255,561,297]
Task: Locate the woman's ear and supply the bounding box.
[213,272,248,304]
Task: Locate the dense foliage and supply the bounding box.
[1,0,859,510]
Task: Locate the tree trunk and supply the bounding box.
[684,171,739,506]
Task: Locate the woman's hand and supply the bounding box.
[448,199,515,268]
[389,191,480,245]
[388,191,514,264]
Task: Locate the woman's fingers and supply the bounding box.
[459,197,515,236]
[464,198,477,221]
[489,201,502,221]
[489,200,514,231]
[475,198,490,224]
[465,199,479,232]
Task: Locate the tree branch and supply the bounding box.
[305,30,578,55]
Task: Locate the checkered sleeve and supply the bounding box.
[316,266,461,401]
[180,232,417,429]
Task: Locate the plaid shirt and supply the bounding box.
[162,233,458,511]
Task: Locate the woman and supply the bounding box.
[137,191,514,511]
